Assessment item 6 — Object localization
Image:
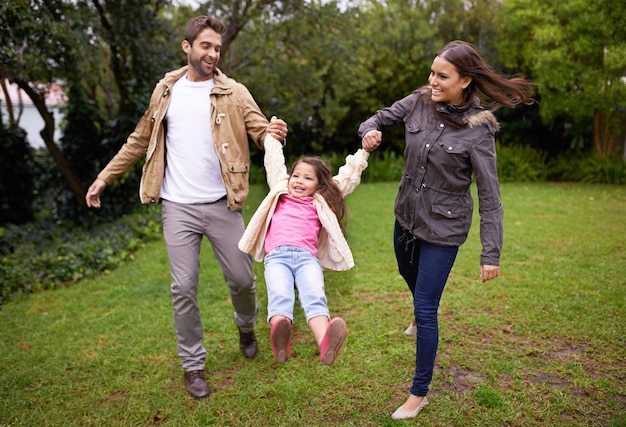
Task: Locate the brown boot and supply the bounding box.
[184,370,210,399]
[238,328,258,359]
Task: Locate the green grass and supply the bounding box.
[1,182,625,426]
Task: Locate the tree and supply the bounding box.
[0,127,34,224]
[499,0,626,157]
[425,0,503,65]
[230,0,371,156]
[0,1,179,220]
[0,1,88,206]
[227,0,439,156]
[192,0,307,69]
[232,0,510,157]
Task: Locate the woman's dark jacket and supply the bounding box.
[358,87,503,266]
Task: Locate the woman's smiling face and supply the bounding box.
[428,55,472,106]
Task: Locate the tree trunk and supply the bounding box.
[1,79,13,130]
[594,109,613,157]
[15,80,86,206]
[615,109,626,159]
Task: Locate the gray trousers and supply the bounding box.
[161,199,258,371]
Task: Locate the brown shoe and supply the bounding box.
[184,370,210,399]
[238,328,258,359]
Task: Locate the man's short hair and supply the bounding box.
[185,15,227,45]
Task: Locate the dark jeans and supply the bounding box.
[394,220,458,396]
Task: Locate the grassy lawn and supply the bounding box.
[1,182,624,426]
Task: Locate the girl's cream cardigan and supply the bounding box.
[238,135,369,271]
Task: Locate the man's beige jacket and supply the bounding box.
[97,66,270,211]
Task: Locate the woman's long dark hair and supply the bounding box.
[437,40,535,110]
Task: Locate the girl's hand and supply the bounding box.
[480,265,500,282]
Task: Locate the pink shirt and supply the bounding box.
[264,194,321,256]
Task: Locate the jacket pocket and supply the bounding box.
[431,204,469,219]
[430,202,471,243]
[438,140,470,155]
[406,121,421,134]
[427,189,472,244]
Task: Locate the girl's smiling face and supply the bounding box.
[288,162,319,198]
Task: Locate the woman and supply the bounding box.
[358,40,533,419]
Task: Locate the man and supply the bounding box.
[85,15,288,399]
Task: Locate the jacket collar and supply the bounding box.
[160,66,233,94]
[426,90,499,131]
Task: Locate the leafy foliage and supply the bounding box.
[5,0,621,228]
[496,143,548,182]
[0,207,162,306]
[0,1,178,223]
[230,0,439,157]
[580,156,626,184]
[0,127,34,224]
[548,152,626,184]
[359,150,405,183]
[498,0,626,156]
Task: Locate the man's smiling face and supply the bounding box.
[183,27,222,82]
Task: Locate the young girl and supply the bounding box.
[238,135,369,365]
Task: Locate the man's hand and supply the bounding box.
[85,178,107,208]
[268,116,288,141]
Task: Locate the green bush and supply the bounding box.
[581,155,626,184]
[318,150,404,183]
[0,206,162,306]
[496,143,548,182]
[548,152,626,184]
[0,127,35,224]
[361,150,405,183]
[546,152,583,182]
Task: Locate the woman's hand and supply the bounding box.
[480,264,500,282]
[361,130,382,152]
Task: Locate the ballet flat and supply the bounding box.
[404,322,417,336]
[391,396,429,420]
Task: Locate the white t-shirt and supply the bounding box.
[160,75,226,204]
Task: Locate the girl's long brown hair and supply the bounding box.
[290,156,348,235]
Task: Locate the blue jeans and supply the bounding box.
[394,220,458,396]
[264,246,330,324]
